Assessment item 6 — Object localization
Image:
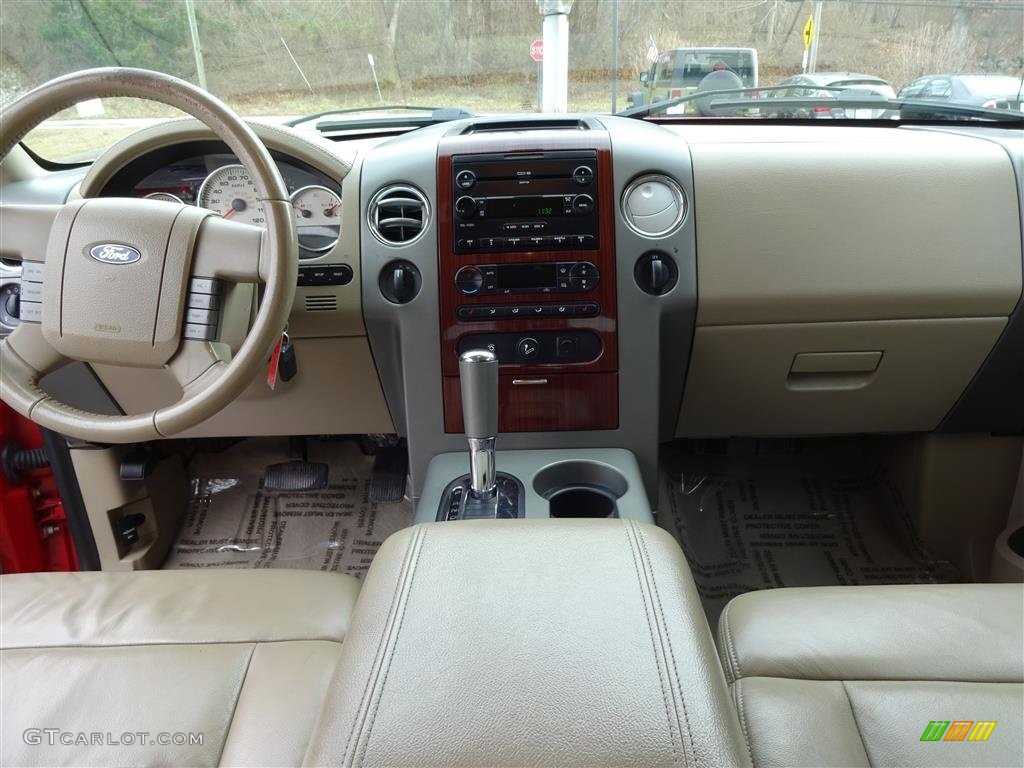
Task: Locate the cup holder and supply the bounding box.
[533,461,628,519]
[991,523,1024,582]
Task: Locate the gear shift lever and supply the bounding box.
[459,349,499,497]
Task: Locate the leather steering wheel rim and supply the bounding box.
[0,68,297,442]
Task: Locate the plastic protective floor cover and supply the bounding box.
[658,443,960,627]
[163,438,412,577]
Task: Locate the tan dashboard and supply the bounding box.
[669,125,1022,436]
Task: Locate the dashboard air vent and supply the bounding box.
[368,184,429,245]
[304,295,337,312]
[620,174,687,238]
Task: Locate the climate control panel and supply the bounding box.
[455,261,600,296]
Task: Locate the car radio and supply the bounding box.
[452,150,599,253]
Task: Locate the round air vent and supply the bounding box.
[620,174,687,238]
[368,184,429,245]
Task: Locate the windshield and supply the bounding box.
[2,0,1022,163]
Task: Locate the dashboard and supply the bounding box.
[2,115,1022,502]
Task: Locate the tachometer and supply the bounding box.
[143,192,184,204]
[290,185,341,252]
[197,164,266,227]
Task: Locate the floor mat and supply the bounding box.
[658,444,960,627]
[163,439,413,578]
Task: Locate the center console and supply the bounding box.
[305,519,750,767]
[438,132,618,433]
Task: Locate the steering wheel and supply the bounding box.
[0,68,297,442]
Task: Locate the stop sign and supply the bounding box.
[530,39,544,63]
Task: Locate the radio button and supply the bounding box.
[550,235,568,248]
[573,194,595,214]
[455,196,478,219]
[457,238,476,249]
[455,266,484,295]
[573,166,594,186]
[528,236,545,248]
[506,236,523,248]
[455,170,476,190]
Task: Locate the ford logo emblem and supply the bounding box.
[89,243,141,265]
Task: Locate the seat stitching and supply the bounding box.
[636,522,698,767]
[840,680,874,768]
[720,600,742,684]
[214,642,257,767]
[358,526,428,766]
[625,519,682,765]
[341,527,422,766]
[732,680,755,767]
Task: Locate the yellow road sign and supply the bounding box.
[803,15,815,49]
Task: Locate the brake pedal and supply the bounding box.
[263,460,328,492]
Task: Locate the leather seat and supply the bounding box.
[718,584,1024,768]
[0,569,360,767]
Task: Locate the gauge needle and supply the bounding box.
[222,208,237,219]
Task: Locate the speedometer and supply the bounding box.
[197,164,266,227]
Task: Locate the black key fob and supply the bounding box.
[279,336,298,382]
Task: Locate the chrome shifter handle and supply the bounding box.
[459,349,499,497]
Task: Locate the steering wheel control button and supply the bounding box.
[21,261,44,282]
[183,323,217,341]
[455,266,485,295]
[1,285,21,326]
[18,301,41,323]
[188,277,222,295]
[516,337,540,360]
[185,307,219,325]
[18,280,42,303]
[572,166,594,186]
[187,292,220,310]
[455,170,477,190]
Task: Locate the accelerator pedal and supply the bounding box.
[368,442,408,503]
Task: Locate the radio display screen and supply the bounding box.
[497,262,556,289]
[486,196,565,218]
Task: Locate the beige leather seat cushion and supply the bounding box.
[1,569,360,767]
[719,584,1024,768]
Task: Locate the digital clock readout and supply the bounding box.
[487,196,566,218]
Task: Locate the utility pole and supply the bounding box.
[536,0,574,113]
[185,0,207,90]
[610,0,619,113]
[808,0,823,74]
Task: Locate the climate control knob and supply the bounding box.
[454,196,478,219]
[455,266,484,295]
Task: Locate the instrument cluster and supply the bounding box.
[126,152,343,256]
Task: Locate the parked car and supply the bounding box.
[773,72,895,118]
[898,73,1024,110]
[628,46,758,111]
